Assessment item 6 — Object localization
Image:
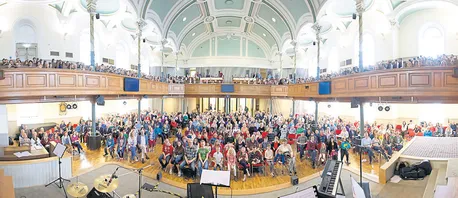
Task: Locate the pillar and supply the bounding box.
[182,98,186,113]
[292,99,295,117]
[356,0,365,72]
[279,52,283,78]
[270,98,273,114]
[87,0,97,69]
[91,98,96,135]
[137,20,145,78]
[359,100,365,137]
[175,52,179,76]
[292,40,297,83]
[138,98,141,121]
[161,39,167,81]
[161,97,164,114]
[312,24,321,80]
[315,101,319,124]
[0,105,9,146]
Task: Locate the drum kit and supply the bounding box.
[66,175,136,198]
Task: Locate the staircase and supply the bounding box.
[0,168,15,198]
[425,159,458,198]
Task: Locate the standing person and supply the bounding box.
[128,130,138,163]
[297,133,307,160]
[265,146,275,177]
[226,146,237,178]
[158,139,173,171]
[197,140,210,177]
[306,136,318,169]
[340,138,351,165]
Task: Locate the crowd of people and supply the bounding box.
[16,108,458,183]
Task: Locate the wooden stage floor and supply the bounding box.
[71,142,381,195]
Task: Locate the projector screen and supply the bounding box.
[221,84,234,93]
[124,77,140,92]
[318,81,331,95]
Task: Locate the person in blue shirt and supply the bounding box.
[154,125,164,144]
[104,134,115,158]
[424,129,433,137]
[361,132,374,164]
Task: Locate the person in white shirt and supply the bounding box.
[339,128,349,139]
[137,129,149,163]
[128,130,138,163]
[30,131,42,147]
[213,146,224,171]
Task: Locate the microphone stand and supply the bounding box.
[137,164,151,198]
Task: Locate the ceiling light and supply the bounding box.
[225,0,234,5]
[192,32,196,36]
[262,33,266,37]
[272,17,276,22]
[226,20,232,24]
[182,17,187,22]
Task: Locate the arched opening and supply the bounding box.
[14,20,38,60]
[419,26,444,57]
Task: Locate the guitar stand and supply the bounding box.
[45,157,70,197]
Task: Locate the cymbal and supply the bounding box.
[67,182,89,198]
[122,194,136,198]
[93,174,119,193]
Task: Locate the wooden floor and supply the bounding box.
[72,142,381,195]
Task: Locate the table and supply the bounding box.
[0,146,49,161]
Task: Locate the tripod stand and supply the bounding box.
[45,156,70,197]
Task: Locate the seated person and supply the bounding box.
[19,130,31,146]
[306,136,318,168]
[71,132,84,154]
[171,140,184,174]
[158,139,174,171]
[382,133,393,157]
[41,135,51,152]
[61,131,72,151]
[237,147,250,182]
[104,134,115,158]
[297,133,307,160]
[249,146,264,174]
[392,132,404,150]
[197,140,210,177]
[274,139,289,165]
[213,146,224,171]
[30,131,42,147]
[371,137,389,161]
[326,138,339,160]
[117,132,126,160]
[318,142,327,164]
[361,132,374,164]
[179,138,197,177]
[137,130,150,163]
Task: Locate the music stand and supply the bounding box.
[46,143,70,197]
[200,170,230,198]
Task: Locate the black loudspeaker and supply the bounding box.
[0,69,4,80]
[96,13,100,19]
[351,98,359,108]
[156,172,162,181]
[86,187,110,198]
[187,183,214,198]
[72,103,78,109]
[96,95,105,106]
[352,13,357,20]
[305,85,310,89]
[143,39,146,43]
[378,106,384,111]
[385,106,391,112]
[66,104,72,109]
[291,176,299,186]
[313,42,316,46]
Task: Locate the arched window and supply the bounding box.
[116,43,129,69]
[328,47,339,73]
[420,26,444,57]
[354,33,375,67]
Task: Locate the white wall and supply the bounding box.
[0,105,8,146]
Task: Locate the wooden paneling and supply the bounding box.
[168,84,185,95]
[0,69,168,98]
[289,67,458,99]
[270,85,288,97]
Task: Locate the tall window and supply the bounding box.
[420,26,444,57]
[354,34,375,67]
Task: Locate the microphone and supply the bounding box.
[107,167,120,186]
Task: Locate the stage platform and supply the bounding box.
[402,137,458,159]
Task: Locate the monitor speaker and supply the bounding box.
[96,13,100,19]
[187,183,214,198]
[96,95,105,106]
[156,172,162,181]
[291,176,298,186]
[86,187,110,198]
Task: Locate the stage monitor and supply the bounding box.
[124,77,140,92]
[96,95,105,106]
[318,81,331,95]
[221,84,234,93]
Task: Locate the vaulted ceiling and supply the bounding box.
[142,0,324,54]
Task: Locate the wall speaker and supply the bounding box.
[96,95,105,106]
[143,39,146,43]
[291,176,299,186]
[378,106,384,111]
[351,98,359,108]
[123,101,127,105]
[385,106,391,112]
[96,13,100,19]
[72,103,78,109]
[352,13,357,20]
[313,42,316,46]
[66,104,72,109]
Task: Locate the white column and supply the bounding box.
[312,24,321,80]
[356,0,365,72]
[0,105,9,146]
[87,0,97,68]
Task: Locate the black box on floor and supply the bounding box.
[187,183,213,198]
[157,172,162,181]
[86,187,112,198]
[291,176,299,185]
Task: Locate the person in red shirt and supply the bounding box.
[158,139,174,170]
[306,136,318,169]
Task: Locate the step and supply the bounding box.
[0,175,15,198]
[423,169,439,198]
[437,168,447,186]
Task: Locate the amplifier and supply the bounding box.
[187,183,214,198]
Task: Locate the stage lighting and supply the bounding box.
[72,103,78,109]
[96,13,100,19]
[143,39,146,43]
[327,104,331,108]
[313,42,316,46]
[378,106,384,111]
[385,106,390,112]
[66,104,72,109]
[123,101,127,105]
[352,13,357,20]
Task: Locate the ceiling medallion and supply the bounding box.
[225,0,234,5]
[204,16,215,23]
[243,16,254,24]
[226,20,232,24]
